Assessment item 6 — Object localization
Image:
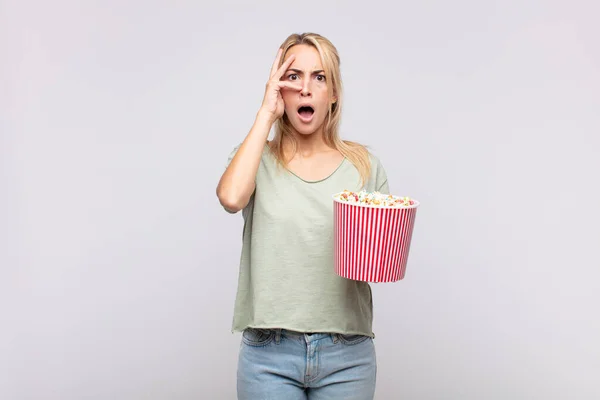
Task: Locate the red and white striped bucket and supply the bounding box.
[333,194,419,282]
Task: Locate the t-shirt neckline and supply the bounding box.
[286,158,347,184]
[264,143,347,184]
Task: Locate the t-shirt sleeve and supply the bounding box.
[225,144,242,168]
[222,143,255,215]
[375,158,390,193]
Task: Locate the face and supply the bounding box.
[280,44,335,136]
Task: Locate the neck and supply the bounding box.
[283,127,332,159]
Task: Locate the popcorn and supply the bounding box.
[334,190,416,207]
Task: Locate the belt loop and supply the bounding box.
[275,329,281,344]
[331,333,339,344]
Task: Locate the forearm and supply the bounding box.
[216,109,273,213]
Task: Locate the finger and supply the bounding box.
[269,48,283,78]
[274,53,296,80]
[277,82,302,91]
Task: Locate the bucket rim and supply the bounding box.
[332,192,420,210]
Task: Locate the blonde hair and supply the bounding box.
[269,32,371,187]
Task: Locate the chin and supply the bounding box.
[295,126,317,135]
[289,116,326,136]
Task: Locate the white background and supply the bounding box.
[2,0,599,398]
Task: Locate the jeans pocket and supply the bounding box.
[242,328,275,347]
[337,333,370,345]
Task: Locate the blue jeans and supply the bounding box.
[237,328,377,400]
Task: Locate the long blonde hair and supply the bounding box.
[269,32,371,187]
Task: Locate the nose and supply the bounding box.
[301,80,311,97]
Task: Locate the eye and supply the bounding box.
[316,74,326,82]
[288,74,299,80]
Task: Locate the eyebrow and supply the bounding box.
[286,68,325,74]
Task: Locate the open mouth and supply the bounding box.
[297,106,315,121]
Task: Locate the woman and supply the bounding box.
[216,32,390,400]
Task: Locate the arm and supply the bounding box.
[216,110,273,213]
[216,48,301,214]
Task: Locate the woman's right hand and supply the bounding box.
[259,48,302,123]
[216,49,301,214]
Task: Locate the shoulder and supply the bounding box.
[367,150,387,183]
[341,140,388,191]
[367,150,385,169]
[227,141,270,156]
[342,140,385,169]
[226,141,270,167]
[360,144,389,191]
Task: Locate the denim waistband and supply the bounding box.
[252,328,340,344]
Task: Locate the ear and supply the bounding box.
[331,88,338,104]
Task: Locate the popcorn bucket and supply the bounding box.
[333,193,419,282]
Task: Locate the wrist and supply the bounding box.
[256,108,276,125]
